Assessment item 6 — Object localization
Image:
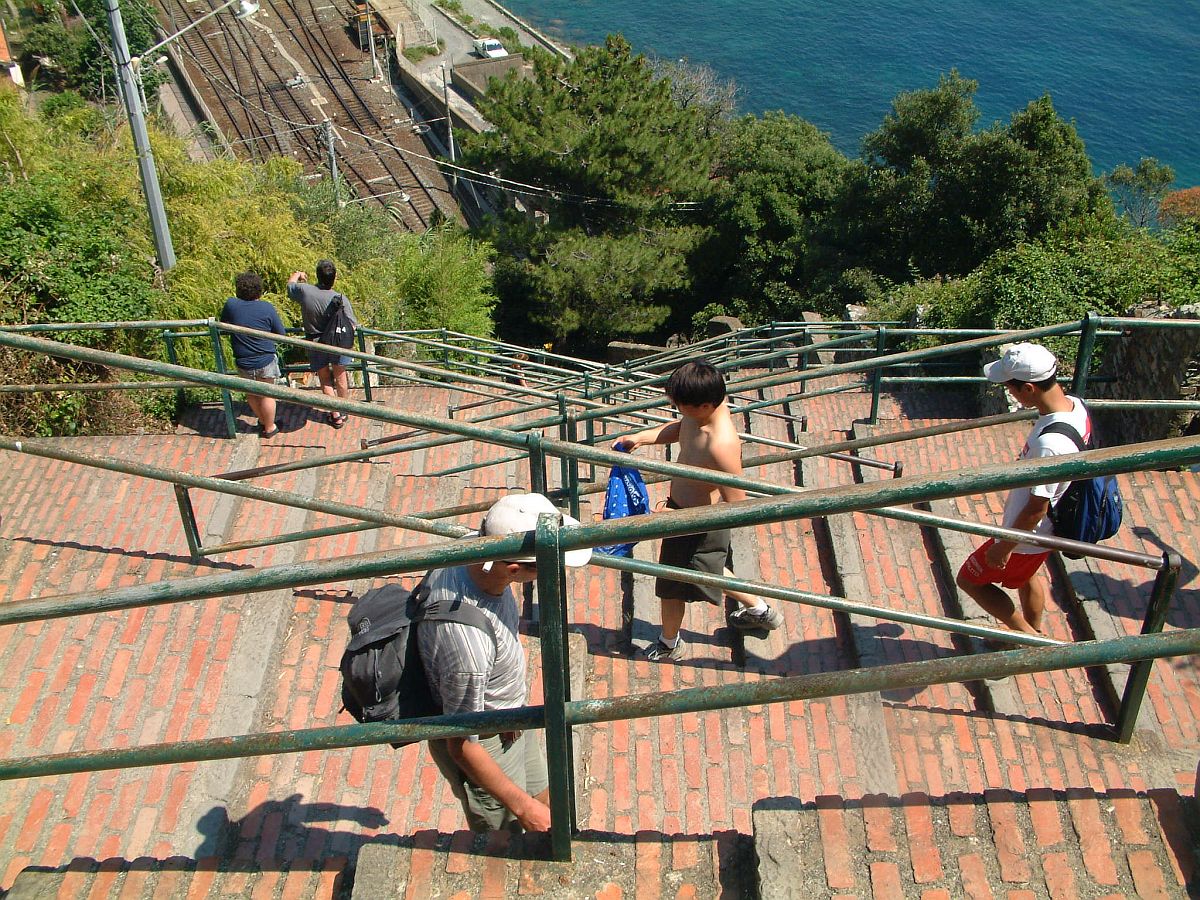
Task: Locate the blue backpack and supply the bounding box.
[1040,421,1123,559]
[596,449,651,557]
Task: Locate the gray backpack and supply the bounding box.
[339,579,494,744]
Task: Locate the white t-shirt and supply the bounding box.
[1002,396,1091,554]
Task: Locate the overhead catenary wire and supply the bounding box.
[337,121,707,210]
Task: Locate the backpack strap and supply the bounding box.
[1038,420,1087,451]
[410,582,496,644]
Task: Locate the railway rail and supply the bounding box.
[148,0,458,229]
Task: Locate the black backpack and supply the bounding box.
[317,294,355,349]
[339,578,495,745]
[1040,421,1124,559]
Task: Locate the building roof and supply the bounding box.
[0,19,13,67]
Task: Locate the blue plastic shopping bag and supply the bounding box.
[596,448,651,557]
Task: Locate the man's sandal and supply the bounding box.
[330,413,347,429]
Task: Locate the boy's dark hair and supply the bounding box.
[665,360,726,407]
[315,259,337,290]
[1007,376,1058,392]
[235,271,264,301]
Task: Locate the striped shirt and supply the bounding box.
[415,565,527,740]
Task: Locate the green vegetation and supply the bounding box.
[466,55,1197,347]
[0,85,495,435]
[17,0,169,99]
[462,35,719,352]
[433,0,465,15]
[401,43,441,64]
[1105,158,1175,229]
[4,22,1198,432]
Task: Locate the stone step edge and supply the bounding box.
[798,445,900,798]
[848,422,1024,718]
[5,856,343,899]
[348,628,590,899]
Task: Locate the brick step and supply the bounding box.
[849,422,1018,718]
[753,787,1200,899]
[848,417,1161,737]
[5,856,343,899]
[835,422,979,715]
[350,829,736,899]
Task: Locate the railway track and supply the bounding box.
[150,0,458,229]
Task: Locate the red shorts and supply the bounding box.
[958,539,1050,589]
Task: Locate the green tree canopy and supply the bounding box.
[708,112,850,320]
[466,35,716,226]
[1105,157,1175,228]
[461,35,719,350]
[20,0,166,99]
[817,73,1110,288]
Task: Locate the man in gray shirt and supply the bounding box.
[287,260,358,429]
[419,493,591,832]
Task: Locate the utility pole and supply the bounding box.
[366,5,378,80]
[323,120,342,207]
[440,63,456,189]
[103,0,176,271]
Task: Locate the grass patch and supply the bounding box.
[402,43,441,63]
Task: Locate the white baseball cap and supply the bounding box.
[983,343,1059,384]
[478,493,592,567]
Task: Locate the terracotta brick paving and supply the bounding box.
[0,380,1197,896]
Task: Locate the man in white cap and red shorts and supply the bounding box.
[418,493,591,832]
[956,343,1092,637]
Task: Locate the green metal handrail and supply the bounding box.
[5,319,1200,863]
[3,628,1191,784]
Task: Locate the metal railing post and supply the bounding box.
[163,330,185,413]
[1116,552,1181,742]
[564,415,581,520]
[527,433,547,495]
[207,319,238,439]
[1072,312,1100,398]
[173,485,203,559]
[557,394,571,496]
[535,511,575,861]
[357,327,374,403]
[869,326,887,425]
[582,378,596,483]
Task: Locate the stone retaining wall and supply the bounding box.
[1091,303,1200,446]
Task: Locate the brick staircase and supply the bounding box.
[754,786,1199,899]
[2,373,1200,898]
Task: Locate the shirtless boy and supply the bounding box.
[614,360,783,661]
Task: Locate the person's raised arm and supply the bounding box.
[287,272,306,301]
[612,419,680,452]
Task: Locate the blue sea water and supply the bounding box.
[501,0,1200,188]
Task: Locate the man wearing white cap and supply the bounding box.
[956,343,1092,636]
[419,493,591,832]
